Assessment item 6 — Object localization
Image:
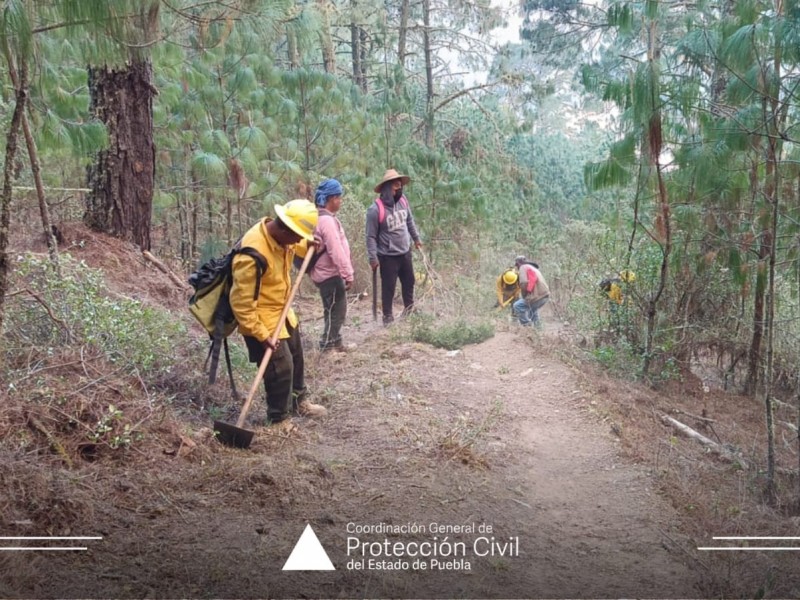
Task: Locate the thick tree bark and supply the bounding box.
[85,58,155,251]
[0,66,26,333]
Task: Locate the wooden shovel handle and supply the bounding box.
[372,268,378,321]
[235,247,315,428]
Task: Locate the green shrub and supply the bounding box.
[5,253,186,377]
[410,313,494,350]
[590,339,640,378]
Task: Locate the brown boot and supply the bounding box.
[297,400,328,418]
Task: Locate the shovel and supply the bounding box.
[214,247,316,449]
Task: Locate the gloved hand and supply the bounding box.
[263,337,281,353]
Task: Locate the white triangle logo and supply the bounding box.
[282,524,336,571]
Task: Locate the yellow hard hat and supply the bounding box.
[502,270,518,286]
[619,269,636,283]
[274,199,318,241]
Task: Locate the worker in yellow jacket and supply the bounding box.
[599,269,636,335]
[496,268,520,310]
[600,269,636,308]
[230,199,327,434]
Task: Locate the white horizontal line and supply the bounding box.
[0,537,102,540]
[713,536,800,540]
[699,547,800,551]
[0,547,88,551]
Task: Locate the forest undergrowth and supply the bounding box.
[1,220,800,597]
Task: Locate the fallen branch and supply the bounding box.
[661,414,748,469]
[142,250,190,290]
[771,397,797,413]
[27,413,73,468]
[673,408,716,423]
[20,287,74,342]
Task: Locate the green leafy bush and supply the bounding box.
[410,314,494,350]
[5,253,186,376]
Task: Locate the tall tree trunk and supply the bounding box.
[359,24,369,91]
[85,58,155,251]
[709,0,734,117]
[797,232,800,507]
[319,0,336,74]
[763,135,778,503]
[746,249,769,395]
[0,65,27,334]
[177,192,188,264]
[298,75,312,174]
[422,0,435,148]
[351,6,365,91]
[398,0,409,68]
[3,44,58,267]
[641,19,670,377]
[761,18,785,501]
[22,91,59,267]
[745,104,773,397]
[287,29,299,69]
[350,0,369,92]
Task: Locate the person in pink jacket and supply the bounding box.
[311,178,355,351]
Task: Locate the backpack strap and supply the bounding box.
[208,246,267,389]
[375,196,409,225]
[235,246,268,300]
[375,198,385,224]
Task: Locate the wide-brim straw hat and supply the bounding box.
[374,169,411,193]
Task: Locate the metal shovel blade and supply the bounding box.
[213,420,255,449]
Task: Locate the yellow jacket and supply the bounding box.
[229,218,307,342]
[607,282,623,304]
[496,275,520,308]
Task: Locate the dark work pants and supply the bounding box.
[378,251,415,323]
[244,323,306,423]
[317,275,347,349]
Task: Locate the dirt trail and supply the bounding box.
[455,326,696,597]
[34,305,700,599]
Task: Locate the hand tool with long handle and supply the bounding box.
[214,248,315,448]
[372,267,378,322]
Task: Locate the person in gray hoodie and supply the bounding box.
[365,169,423,326]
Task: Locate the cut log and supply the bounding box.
[661,414,748,470]
[142,250,190,290]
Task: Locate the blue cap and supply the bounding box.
[314,178,343,207]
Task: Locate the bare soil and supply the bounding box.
[3,224,800,598]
